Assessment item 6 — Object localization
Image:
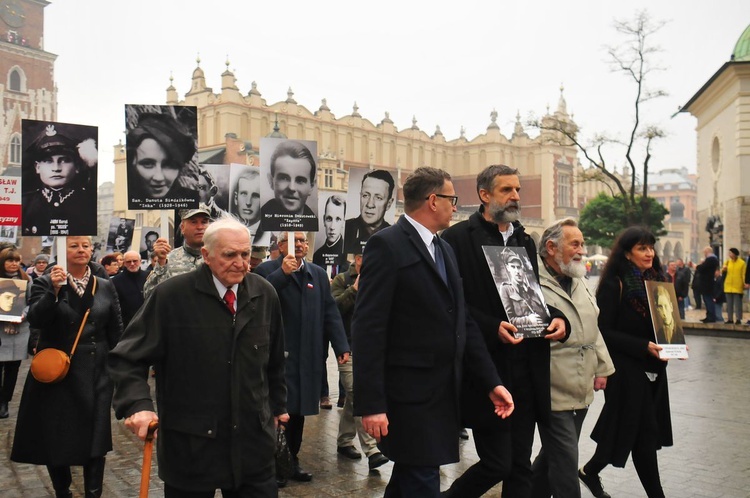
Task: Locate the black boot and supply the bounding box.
[84,456,106,498]
[0,401,8,418]
[47,465,72,498]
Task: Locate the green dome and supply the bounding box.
[732,24,750,61]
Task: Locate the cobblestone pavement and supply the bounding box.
[2,330,749,497]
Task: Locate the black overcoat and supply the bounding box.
[589,273,673,467]
[108,265,287,490]
[352,217,501,466]
[441,211,569,428]
[11,274,123,466]
[254,257,349,416]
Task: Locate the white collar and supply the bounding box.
[212,274,239,300]
[403,213,438,260]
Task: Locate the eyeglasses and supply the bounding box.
[426,194,459,206]
[124,260,140,265]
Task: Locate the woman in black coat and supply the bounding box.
[579,227,673,498]
[11,236,123,498]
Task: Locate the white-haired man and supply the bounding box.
[532,218,614,498]
[109,217,288,497]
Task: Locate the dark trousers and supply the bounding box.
[164,477,277,498]
[531,408,588,498]
[443,422,511,497]
[47,456,106,497]
[702,293,717,321]
[692,288,701,309]
[677,297,686,320]
[501,362,538,498]
[584,379,665,498]
[0,360,21,402]
[285,414,305,457]
[384,462,440,498]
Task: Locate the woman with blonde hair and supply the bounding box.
[11,237,123,497]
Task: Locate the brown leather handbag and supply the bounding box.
[30,279,96,384]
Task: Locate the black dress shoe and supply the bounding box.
[291,464,312,482]
[337,445,362,460]
[368,452,389,470]
[0,402,8,419]
[276,477,287,489]
[458,428,469,440]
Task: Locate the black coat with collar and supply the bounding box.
[12,274,123,466]
[108,264,287,490]
[352,216,501,466]
[441,210,569,428]
[254,256,349,416]
[111,269,148,327]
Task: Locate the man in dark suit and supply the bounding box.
[441,164,568,498]
[352,167,514,497]
[255,231,350,486]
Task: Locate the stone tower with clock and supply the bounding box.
[0,0,56,176]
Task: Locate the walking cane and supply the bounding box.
[139,421,159,498]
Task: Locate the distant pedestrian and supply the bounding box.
[721,248,747,324]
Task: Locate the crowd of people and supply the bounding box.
[3,163,749,498]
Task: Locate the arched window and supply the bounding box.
[9,134,21,164]
[8,69,21,92]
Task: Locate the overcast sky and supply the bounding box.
[44,0,748,186]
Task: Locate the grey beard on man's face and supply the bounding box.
[555,252,587,279]
[488,200,520,224]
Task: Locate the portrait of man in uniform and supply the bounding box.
[21,120,98,237]
[343,168,396,254]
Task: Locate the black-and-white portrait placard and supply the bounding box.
[197,164,230,220]
[229,164,261,233]
[312,193,348,269]
[483,245,550,338]
[106,217,135,253]
[125,104,199,210]
[343,167,396,255]
[0,226,18,244]
[21,119,98,236]
[259,137,319,232]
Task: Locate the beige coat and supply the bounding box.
[539,259,615,411]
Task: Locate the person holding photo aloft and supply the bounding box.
[11,236,123,498]
[126,113,198,202]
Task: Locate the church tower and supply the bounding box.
[0,0,57,176]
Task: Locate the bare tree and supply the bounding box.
[531,10,667,226]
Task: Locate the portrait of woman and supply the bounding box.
[579,226,673,498]
[11,236,123,498]
[21,120,98,237]
[0,247,30,420]
[125,105,199,210]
